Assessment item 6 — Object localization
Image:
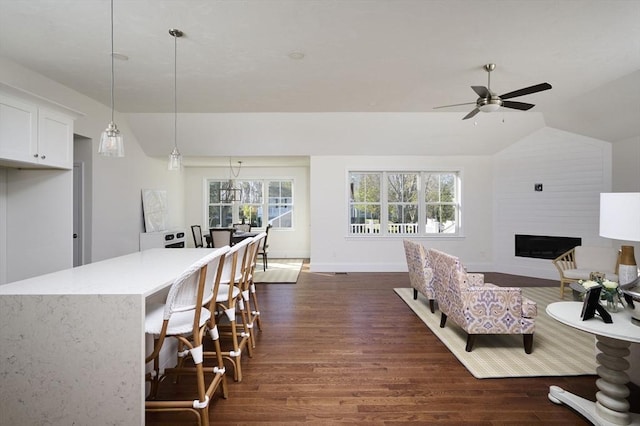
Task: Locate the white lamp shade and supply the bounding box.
[599,193,640,242]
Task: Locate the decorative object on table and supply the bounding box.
[601,279,624,313]
[599,192,640,285]
[569,281,586,301]
[580,285,612,323]
[621,275,640,324]
[577,275,623,313]
[619,245,638,284]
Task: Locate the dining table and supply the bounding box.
[205,228,259,247]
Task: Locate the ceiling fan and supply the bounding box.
[434,63,552,120]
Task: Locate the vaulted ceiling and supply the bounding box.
[1,0,639,157]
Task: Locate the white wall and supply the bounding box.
[184,164,310,258]
[492,127,613,279]
[0,170,6,283]
[309,155,494,272]
[5,168,72,282]
[0,57,185,274]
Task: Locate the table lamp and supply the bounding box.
[599,193,640,285]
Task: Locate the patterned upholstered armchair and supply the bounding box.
[403,240,436,313]
[428,248,537,353]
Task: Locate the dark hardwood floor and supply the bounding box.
[146,264,636,425]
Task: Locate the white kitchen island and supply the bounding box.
[0,248,215,426]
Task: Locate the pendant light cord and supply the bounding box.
[173,31,178,150]
[110,0,115,123]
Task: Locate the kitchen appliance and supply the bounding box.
[139,229,186,250]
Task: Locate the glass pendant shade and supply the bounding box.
[168,146,182,171]
[99,121,124,157]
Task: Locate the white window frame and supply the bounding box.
[206,178,294,230]
[348,170,461,237]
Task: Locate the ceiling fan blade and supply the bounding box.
[462,108,480,120]
[433,101,477,110]
[471,86,490,98]
[499,82,552,100]
[501,100,535,111]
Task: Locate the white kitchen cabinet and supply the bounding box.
[0,93,37,163]
[0,92,74,169]
[36,107,73,168]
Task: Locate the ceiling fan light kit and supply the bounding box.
[435,63,552,120]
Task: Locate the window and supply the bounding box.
[387,173,419,234]
[425,172,458,234]
[208,179,293,229]
[348,171,460,236]
[268,181,293,227]
[349,173,381,234]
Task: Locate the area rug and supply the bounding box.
[394,286,597,378]
[254,259,303,283]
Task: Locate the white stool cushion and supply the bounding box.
[216,284,241,303]
[145,303,211,337]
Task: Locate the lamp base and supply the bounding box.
[618,246,638,285]
[619,264,638,286]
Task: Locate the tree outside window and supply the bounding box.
[348,171,459,236]
[425,172,457,234]
[349,173,381,234]
[387,173,418,234]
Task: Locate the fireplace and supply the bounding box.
[515,234,582,260]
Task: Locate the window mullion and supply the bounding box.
[381,172,389,236]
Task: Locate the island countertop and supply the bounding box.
[0,247,216,426]
[0,248,214,296]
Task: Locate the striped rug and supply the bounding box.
[394,286,597,378]
[254,259,303,283]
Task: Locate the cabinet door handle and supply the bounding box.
[33,153,39,158]
[40,155,46,159]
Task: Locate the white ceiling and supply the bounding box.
[1,0,639,156]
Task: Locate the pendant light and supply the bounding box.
[168,28,183,171]
[98,0,124,157]
[221,159,242,202]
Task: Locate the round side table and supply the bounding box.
[547,301,640,426]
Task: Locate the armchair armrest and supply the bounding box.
[466,273,485,287]
[461,286,532,317]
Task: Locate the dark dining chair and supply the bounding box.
[209,228,235,248]
[257,224,272,271]
[191,225,204,248]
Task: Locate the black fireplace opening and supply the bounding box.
[515,234,582,260]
